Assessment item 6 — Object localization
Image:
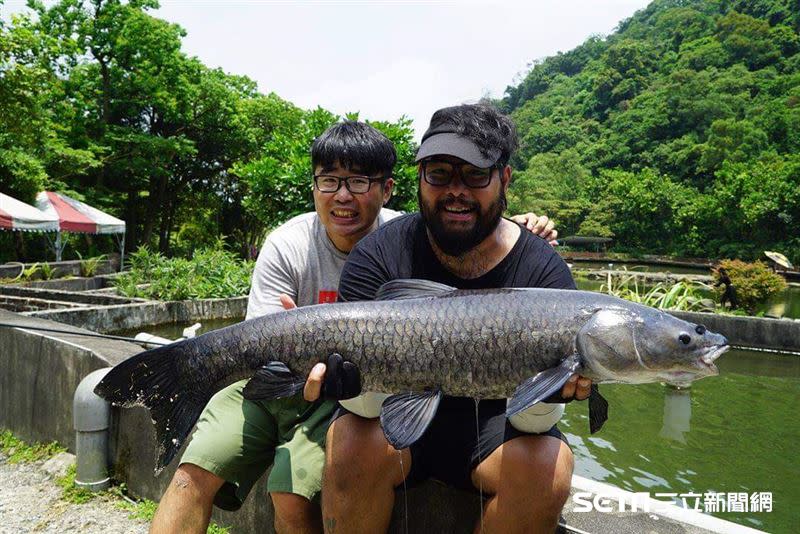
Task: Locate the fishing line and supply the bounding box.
[0,322,168,345]
[397,448,408,534]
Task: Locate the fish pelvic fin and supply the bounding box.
[507,354,582,418]
[589,384,609,434]
[94,343,211,475]
[379,389,443,450]
[242,362,306,400]
[375,279,456,300]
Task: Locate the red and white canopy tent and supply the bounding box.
[0,192,60,233]
[35,191,126,266]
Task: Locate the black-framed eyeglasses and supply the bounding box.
[313,174,388,194]
[419,160,501,189]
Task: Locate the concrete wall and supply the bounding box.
[0,295,86,312]
[0,255,120,280]
[25,297,248,333]
[0,309,139,449]
[670,310,800,353]
[6,274,116,292]
[0,285,136,306]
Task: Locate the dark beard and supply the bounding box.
[419,188,506,257]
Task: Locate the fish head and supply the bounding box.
[577,307,729,387]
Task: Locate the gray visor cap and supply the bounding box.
[415,132,501,168]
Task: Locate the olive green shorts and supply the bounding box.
[180,379,335,511]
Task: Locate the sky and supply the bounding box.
[4,0,652,138]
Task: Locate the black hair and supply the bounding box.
[311,120,396,177]
[426,101,518,166]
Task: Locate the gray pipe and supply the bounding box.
[73,367,113,492]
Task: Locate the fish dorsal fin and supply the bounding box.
[379,389,443,450]
[242,362,305,401]
[375,279,457,300]
[507,354,582,417]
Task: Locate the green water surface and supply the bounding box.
[562,348,800,533]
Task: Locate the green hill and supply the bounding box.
[502,0,800,263]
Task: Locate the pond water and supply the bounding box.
[571,260,709,276]
[111,317,243,341]
[562,347,800,533]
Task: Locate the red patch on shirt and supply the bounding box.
[318,290,338,304]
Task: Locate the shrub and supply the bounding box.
[76,252,107,277]
[114,242,253,301]
[713,260,787,314]
[39,262,55,280]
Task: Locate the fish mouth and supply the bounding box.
[696,344,729,375]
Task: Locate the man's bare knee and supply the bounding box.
[170,463,224,497]
[150,464,224,534]
[504,437,573,510]
[326,415,410,489]
[272,492,320,534]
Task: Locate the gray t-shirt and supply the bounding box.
[246,208,402,320]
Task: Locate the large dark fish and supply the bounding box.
[95,279,728,473]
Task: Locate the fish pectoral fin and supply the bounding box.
[242,362,305,401]
[507,354,582,418]
[375,279,456,300]
[379,389,443,450]
[588,384,609,434]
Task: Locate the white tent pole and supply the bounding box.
[119,231,126,271]
[55,232,62,262]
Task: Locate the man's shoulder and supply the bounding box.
[265,212,317,244]
[273,211,317,233]
[509,222,575,289]
[358,212,420,251]
[378,207,404,224]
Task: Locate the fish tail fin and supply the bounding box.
[94,343,210,474]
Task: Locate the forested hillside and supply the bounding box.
[502,0,800,262]
[0,0,417,261]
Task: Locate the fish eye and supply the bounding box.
[695,325,706,335]
[679,333,691,345]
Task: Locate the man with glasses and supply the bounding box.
[321,103,590,534]
[150,121,401,534]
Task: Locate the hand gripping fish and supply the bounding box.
[95,279,729,474]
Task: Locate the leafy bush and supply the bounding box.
[713,259,787,314]
[114,242,253,301]
[39,262,55,280]
[76,252,107,277]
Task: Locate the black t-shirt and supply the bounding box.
[339,213,576,302]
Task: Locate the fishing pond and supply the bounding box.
[561,347,800,533]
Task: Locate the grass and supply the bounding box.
[1,429,230,533]
[600,273,717,312]
[0,429,66,463]
[56,464,96,504]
